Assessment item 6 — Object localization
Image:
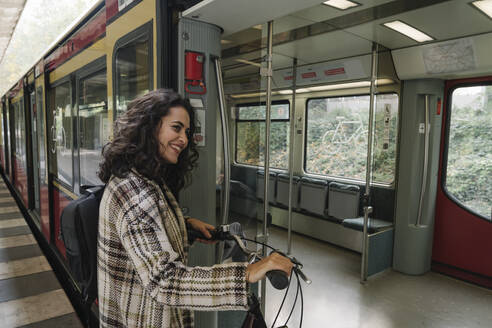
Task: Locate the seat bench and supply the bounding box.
[342,217,393,234]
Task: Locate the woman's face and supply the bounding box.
[157,106,190,164]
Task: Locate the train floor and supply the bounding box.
[259,224,492,328]
[0,180,83,327]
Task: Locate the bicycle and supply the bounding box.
[188,223,311,328]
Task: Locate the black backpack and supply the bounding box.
[60,185,105,306]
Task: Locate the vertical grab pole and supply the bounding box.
[287,58,297,255]
[416,95,430,226]
[361,42,378,283]
[260,20,274,314]
[213,58,230,228]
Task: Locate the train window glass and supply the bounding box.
[53,82,73,186]
[235,102,289,169]
[13,99,27,171]
[78,70,107,186]
[36,87,47,185]
[446,86,491,219]
[115,37,150,115]
[305,93,399,184]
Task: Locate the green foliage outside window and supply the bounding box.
[446,86,492,219]
[235,103,289,169]
[305,94,399,184]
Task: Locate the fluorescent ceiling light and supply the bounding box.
[252,24,263,30]
[471,0,492,19]
[277,90,293,95]
[323,0,360,10]
[235,58,262,67]
[230,92,266,99]
[383,20,434,42]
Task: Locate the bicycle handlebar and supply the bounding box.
[187,223,311,290]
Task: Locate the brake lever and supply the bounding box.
[291,257,312,285]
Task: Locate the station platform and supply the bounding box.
[0,180,83,328]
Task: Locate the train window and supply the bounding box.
[305,93,399,184]
[35,87,47,185]
[53,82,73,186]
[235,102,289,169]
[445,85,491,219]
[13,99,27,170]
[114,32,151,116]
[78,69,107,186]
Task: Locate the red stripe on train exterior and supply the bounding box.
[44,8,107,72]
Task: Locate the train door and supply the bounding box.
[8,97,15,183]
[1,98,10,177]
[29,89,41,221]
[432,77,492,288]
[0,98,5,170]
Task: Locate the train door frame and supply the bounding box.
[7,96,16,183]
[1,97,9,175]
[74,56,107,189]
[432,75,492,288]
[47,74,77,255]
[27,81,42,222]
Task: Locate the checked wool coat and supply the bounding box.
[97,169,249,327]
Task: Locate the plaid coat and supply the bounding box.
[97,169,249,327]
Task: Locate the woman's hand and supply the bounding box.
[186,218,217,244]
[245,252,293,283]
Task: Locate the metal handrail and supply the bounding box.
[287,58,297,255]
[361,42,378,283]
[416,95,430,226]
[213,57,231,228]
[260,20,274,315]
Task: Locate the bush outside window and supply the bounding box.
[446,85,491,220]
[235,102,290,169]
[305,94,399,184]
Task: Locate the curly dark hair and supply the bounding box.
[98,89,199,195]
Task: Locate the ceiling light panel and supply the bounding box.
[383,20,434,42]
[471,0,492,19]
[323,0,360,10]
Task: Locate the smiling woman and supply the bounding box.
[96,89,293,328]
[157,106,191,165]
[98,89,199,194]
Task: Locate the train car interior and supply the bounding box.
[181,0,492,326]
[0,0,490,327]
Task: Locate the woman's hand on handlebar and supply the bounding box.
[245,252,293,283]
[186,218,217,244]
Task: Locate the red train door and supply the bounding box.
[432,76,492,288]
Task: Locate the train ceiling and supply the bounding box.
[0,0,26,64]
[185,0,492,80]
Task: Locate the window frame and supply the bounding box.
[303,92,399,186]
[75,56,107,190]
[234,100,290,170]
[49,75,74,191]
[112,21,153,120]
[442,81,492,222]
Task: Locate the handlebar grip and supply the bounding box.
[187,228,217,244]
[266,270,289,290]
